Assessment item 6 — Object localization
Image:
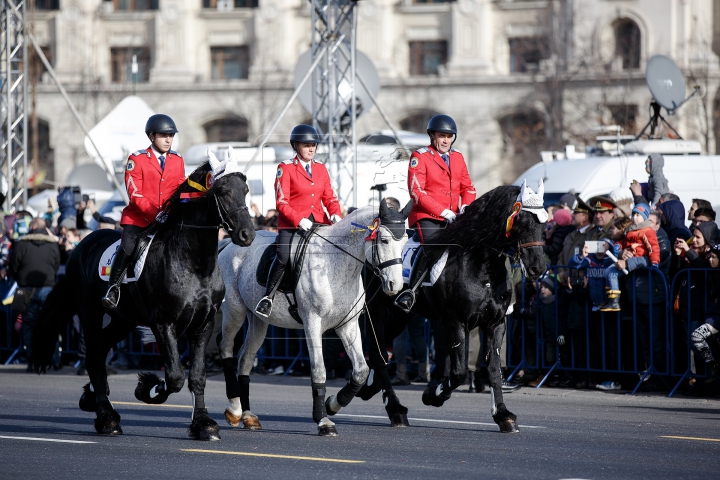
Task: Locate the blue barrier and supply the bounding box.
[504,264,717,396]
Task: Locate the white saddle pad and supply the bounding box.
[98,236,154,283]
[401,238,449,287]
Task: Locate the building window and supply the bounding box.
[400,110,440,133]
[36,0,60,10]
[509,36,547,73]
[498,111,547,183]
[204,117,249,142]
[202,0,258,8]
[211,46,250,80]
[409,41,447,76]
[110,48,151,83]
[607,104,638,134]
[113,0,158,11]
[613,18,641,70]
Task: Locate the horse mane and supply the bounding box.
[424,185,521,264]
[148,162,244,237]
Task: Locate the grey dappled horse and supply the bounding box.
[218,202,410,436]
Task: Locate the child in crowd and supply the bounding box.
[538,275,558,367]
[600,204,660,312]
[690,244,720,384]
[645,153,670,206]
[570,238,617,310]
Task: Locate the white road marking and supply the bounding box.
[333,413,547,428]
[0,435,96,444]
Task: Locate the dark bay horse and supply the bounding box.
[335,181,546,432]
[32,155,256,440]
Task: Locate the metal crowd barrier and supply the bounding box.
[504,264,716,396]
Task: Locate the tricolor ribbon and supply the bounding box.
[180,178,210,200]
[505,202,522,237]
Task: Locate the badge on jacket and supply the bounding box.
[277,167,283,178]
[410,157,419,168]
[127,160,135,172]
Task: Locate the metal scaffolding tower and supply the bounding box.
[310,0,357,207]
[1,0,28,211]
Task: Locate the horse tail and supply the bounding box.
[32,277,76,371]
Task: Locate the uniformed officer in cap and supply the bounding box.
[101,114,186,309]
[557,196,593,281]
[394,114,476,312]
[254,124,342,318]
[587,195,617,241]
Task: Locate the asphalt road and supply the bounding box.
[0,366,718,479]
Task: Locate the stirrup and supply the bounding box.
[394,290,415,314]
[255,296,273,318]
[101,285,121,309]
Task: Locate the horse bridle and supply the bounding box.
[370,223,404,277]
[178,192,248,231]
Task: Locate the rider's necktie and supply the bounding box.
[305,163,312,178]
[441,154,449,168]
[159,155,166,171]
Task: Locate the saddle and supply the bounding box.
[256,224,321,294]
[400,236,449,287]
[98,234,154,284]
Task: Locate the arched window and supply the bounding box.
[29,118,55,187]
[613,18,641,70]
[203,117,249,142]
[399,109,440,133]
[498,111,547,182]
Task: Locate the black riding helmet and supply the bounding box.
[145,114,179,137]
[290,124,320,144]
[427,114,457,146]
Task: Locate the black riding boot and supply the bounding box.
[394,260,428,313]
[255,258,286,318]
[101,248,131,309]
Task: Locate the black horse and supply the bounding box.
[32,161,256,440]
[337,184,546,433]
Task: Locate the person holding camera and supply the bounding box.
[101,114,186,309]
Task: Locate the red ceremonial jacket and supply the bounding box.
[275,157,342,230]
[407,145,476,226]
[120,147,186,228]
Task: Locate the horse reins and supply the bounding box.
[178,194,248,231]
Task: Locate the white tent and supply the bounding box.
[84,96,180,173]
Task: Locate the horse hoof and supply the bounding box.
[241,412,262,430]
[325,396,340,416]
[498,419,520,433]
[196,426,221,441]
[389,413,409,427]
[421,388,445,407]
[224,409,241,427]
[318,425,338,437]
[189,411,221,441]
[94,416,122,435]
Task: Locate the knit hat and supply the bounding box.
[632,203,651,221]
[553,208,572,227]
[540,274,556,293]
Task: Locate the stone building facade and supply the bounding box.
[30,0,720,198]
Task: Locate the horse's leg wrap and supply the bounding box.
[383,390,410,427]
[238,375,251,412]
[135,372,170,404]
[336,379,364,407]
[222,357,241,399]
[326,378,364,416]
[422,378,452,408]
[357,368,382,401]
[312,383,327,424]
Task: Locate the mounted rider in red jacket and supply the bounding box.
[101,114,186,309]
[254,124,343,318]
[394,114,477,312]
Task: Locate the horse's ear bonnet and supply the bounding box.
[517,179,547,223]
[378,199,410,240]
[207,146,246,183]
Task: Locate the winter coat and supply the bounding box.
[544,224,575,265]
[8,230,61,288]
[569,253,612,306]
[647,153,670,205]
[660,200,693,246]
[628,226,671,305]
[622,220,661,265]
[670,249,709,321]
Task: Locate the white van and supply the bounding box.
[183,139,418,212]
[513,138,720,213]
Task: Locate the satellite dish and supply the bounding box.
[646,55,686,112]
[294,48,380,124]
